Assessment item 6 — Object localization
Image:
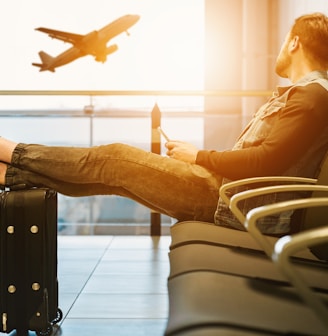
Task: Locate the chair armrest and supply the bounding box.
[219,176,316,207]
[230,184,328,226]
[275,213,328,330]
[246,198,328,330]
[244,194,328,256]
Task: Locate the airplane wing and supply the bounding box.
[35,27,84,45]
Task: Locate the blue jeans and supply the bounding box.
[6,143,222,222]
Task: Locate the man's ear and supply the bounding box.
[289,36,300,52]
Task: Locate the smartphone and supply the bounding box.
[157,126,170,142]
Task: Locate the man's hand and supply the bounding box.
[165,141,199,164]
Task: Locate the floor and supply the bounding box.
[3,235,171,336]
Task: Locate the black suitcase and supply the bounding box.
[0,188,62,336]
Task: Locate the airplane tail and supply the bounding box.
[32,51,55,72]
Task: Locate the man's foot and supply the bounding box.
[0,137,18,163]
[0,162,7,186]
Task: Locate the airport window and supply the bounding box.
[1,0,204,234]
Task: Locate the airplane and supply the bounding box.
[32,14,140,72]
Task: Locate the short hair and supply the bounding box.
[290,12,328,68]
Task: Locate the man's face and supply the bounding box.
[275,32,292,78]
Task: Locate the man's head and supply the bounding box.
[275,12,328,80]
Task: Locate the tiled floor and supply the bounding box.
[3,235,171,336]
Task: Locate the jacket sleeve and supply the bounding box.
[196,83,328,180]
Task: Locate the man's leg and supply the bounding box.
[2,142,222,222]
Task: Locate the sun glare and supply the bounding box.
[1,0,205,147]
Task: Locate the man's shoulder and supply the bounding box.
[286,82,328,121]
[289,81,328,102]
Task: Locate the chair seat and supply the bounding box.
[168,243,328,290]
[165,270,328,336]
[166,327,274,336]
[170,221,272,249]
[170,221,318,260]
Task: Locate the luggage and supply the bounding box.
[0,188,62,336]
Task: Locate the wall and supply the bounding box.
[204,0,279,150]
[204,0,328,151]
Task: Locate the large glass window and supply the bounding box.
[1,1,204,234]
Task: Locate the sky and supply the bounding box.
[2,0,204,91]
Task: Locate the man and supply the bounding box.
[0,13,328,235]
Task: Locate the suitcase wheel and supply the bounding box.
[36,308,63,335]
[52,308,63,324]
[36,324,53,336]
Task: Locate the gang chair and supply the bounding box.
[165,154,328,335]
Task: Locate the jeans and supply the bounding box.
[6,143,222,222]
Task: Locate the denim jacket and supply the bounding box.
[214,71,328,234]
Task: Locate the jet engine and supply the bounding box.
[95,44,118,63]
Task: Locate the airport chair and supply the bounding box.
[165,268,328,336]
[170,149,328,256]
[169,184,328,278]
[170,177,319,252]
[165,195,328,336]
[244,196,328,330]
[166,153,328,335]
